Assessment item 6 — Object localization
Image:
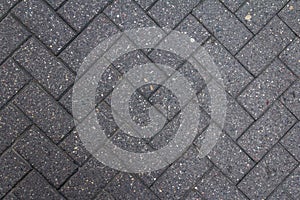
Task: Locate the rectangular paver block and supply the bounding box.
[279,0,300,36]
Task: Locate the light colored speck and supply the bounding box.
[245,14,252,21]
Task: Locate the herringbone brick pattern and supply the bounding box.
[0,0,299,199]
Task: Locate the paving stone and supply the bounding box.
[278,166,300,199]
[280,37,300,77]
[2,192,18,200]
[281,122,300,161]
[281,80,300,119]
[104,0,155,30]
[196,167,247,200]
[0,59,30,108]
[193,0,252,55]
[58,0,111,31]
[60,157,118,200]
[175,14,210,45]
[0,150,31,198]
[14,127,77,188]
[14,0,75,53]
[12,171,65,200]
[94,190,115,200]
[236,16,295,76]
[0,15,29,64]
[14,38,74,98]
[59,87,73,114]
[0,104,31,154]
[59,13,119,72]
[148,0,199,29]
[137,168,166,187]
[268,188,292,200]
[45,0,65,9]
[106,173,158,200]
[223,94,254,140]
[237,59,296,119]
[207,134,254,183]
[0,0,18,18]
[14,82,74,143]
[279,0,300,36]
[185,189,203,200]
[238,102,296,161]
[204,38,253,97]
[151,147,212,199]
[238,144,298,200]
[135,0,156,10]
[236,0,289,33]
[59,129,91,166]
[220,0,245,12]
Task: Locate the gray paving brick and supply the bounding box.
[0,15,29,64]
[238,59,296,119]
[104,0,155,30]
[236,0,289,33]
[204,38,253,97]
[207,134,254,183]
[14,0,75,53]
[14,38,74,98]
[2,192,18,200]
[151,147,211,199]
[236,17,295,76]
[185,190,203,200]
[58,0,111,31]
[0,0,18,18]
[175,14,210,45]
[223,94,254,140]
[106,173,158,200]
[193,0,252,55]
[0,59,30,108]
[94,190,115,200]
[14,127,77,188]
[59,13,118,72]
[281,122,300,161]
[14,82,74,143]
[268,188,292,200]
[278,166,300,199]
[238,144,298,200]
[0,104,31,154]
[59,87,73,114]
[196,167,247,200]
[281,80,300,119]
[60,157,118,200]
[0,150,31,198]
[12,171,65,200]
[238,102,296,161]
[135,0,156,10]
[220,0,245,12]
[137,168,166,187]
[45,0,65,9]
[279,0,300,36]
[59,129,90,166]
[280,37,300,77]
[148,0,199,28]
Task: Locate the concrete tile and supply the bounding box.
[60,157,118,200]
[59,0,111,30]
[14,82,74,143]
[281,80,300,119]
[279,166,300,199]
[0,59,30,108]
[236,17,295,76]
[14,127,77,188]
[0,15,29,64]
[193,0,252,55]
[236,0,289,33]
[279,0,300,36]
[135,0,156,10]
[238,144,298,200]
[238,102,296,161]
[14,38,74,98]
[280,37,300,77]
[0,150,31,198]
[281,122,300,161]
[0,0,18,18]
[220,0,245,12]
[238,59,296,119]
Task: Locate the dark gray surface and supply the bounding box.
[0,0,299,199]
